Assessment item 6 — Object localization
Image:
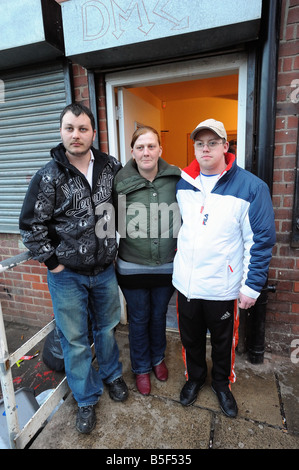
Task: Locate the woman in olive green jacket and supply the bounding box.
[114,126,181,395]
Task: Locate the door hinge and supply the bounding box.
[115,105,123,120]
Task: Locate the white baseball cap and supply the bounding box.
[190,118,227,141]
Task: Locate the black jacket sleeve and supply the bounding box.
[19,168,59,269]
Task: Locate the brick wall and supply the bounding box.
[97,73,109,153]
[0,235,53,326]
[72,64,89,107]
[70,65,109,152]
[267,0,299,354]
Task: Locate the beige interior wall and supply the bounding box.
[127,75,238,169]
[161,96,238,168]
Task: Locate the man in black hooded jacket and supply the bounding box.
[19,103,128,434]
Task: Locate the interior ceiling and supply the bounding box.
[144,75,239,102]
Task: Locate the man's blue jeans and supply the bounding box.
[47,264,123,407]
[121,285,174,375]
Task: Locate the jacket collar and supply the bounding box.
[180,153,236,191]
[51,143,109,163]
[182,152,236,180]
[51,143,110,173]
[50,144,113,190]
[115,157,180,194]
[120,157,180,180]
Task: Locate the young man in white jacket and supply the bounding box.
[173,119,276,417]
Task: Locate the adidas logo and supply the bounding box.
[220,311,231,320]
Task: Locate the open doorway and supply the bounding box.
[124,75,239,169]
[105,53,248,327]
[106,53,247,169]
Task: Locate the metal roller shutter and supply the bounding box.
[0,62,70,233]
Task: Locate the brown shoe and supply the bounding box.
[153,360,168,381]
[136,373,151,395]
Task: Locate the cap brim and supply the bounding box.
[190,126,224,140]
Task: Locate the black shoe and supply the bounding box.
[180,380,205,406]
[108,377,128,402]
[212,386,238,418]
[76,405,96,434]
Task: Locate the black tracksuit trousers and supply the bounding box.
[177,292,238,392]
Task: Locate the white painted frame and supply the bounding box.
[106,52,248,169]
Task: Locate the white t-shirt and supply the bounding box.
[198,173,220,195]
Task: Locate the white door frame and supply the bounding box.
[106,52,248,325]
[106,52,248,169]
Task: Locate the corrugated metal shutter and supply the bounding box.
[0,62,69,233]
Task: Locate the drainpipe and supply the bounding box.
[255,0,281,187]
[246,0,281,364]
[246,285,276,364]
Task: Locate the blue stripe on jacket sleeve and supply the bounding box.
[246,182,276,292]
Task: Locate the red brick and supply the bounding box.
[14,295,33,304]
[286,24,296,40]
[288,5,299,23]
[272,181,294,195]
[282,56,294,70]
[288,115,299,127]
[276,87,287,101]
[274,144,284,157]
[273,169,283,181]
[31,265,47,275]
[278,280,294,291]
[81,87,89,99]
[292,304,299,313]
[277,292,299,302]
[277,70,299,86]
[294,54,299,68]
[281,220,292,231]
[279,40,299,56]
[72,64,87,77]
[286,143,297,154]
[284,169,296,182]
[275,128,297,143]
[33,297,53,308]
[43,291,52,301]
[99,120,107,132]
[271,257,295,270]
[275,268,299,281]
[32,282,49,292]
[24,288,44,299]
[100,142,109,153]
[283,195,294,207]
[73,74,88,87]
[22,273,41,283]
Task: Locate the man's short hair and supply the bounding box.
[60,103,95,131]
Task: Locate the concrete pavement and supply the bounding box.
[27,324,299,450]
